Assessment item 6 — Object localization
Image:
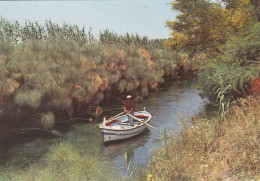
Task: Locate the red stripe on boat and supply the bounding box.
[105,120,120,126]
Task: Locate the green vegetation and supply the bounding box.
[1,0,260,180]
[0,18,197,134]
[164,0,260,109]
[198,23,260,114]
[0,17,163,48]
[142,96,260,181]
[0,18,93,44]
[99,29,164,48]
[0,142,116,181]
[133,0,260,180]
[164,0,257,54]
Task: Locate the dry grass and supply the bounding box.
[147,96,260,181]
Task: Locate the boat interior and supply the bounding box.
[105,111,150,127]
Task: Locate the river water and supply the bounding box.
[0,80,204,175]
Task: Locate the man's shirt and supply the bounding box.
[125,99,135,111]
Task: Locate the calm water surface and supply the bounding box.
[0,80,204,174]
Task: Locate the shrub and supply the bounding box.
[198,23,260,110]
[40,112,55,130]
[0,78,19,96]
[14,90,42,109]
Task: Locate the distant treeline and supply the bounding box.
[0,18,164,48]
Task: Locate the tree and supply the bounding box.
[165,0,256,54]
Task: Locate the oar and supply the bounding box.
[128,114,160,132]
[108,112,125,121]
[96,112,125,127]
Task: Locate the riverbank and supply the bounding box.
[135,21,260,181]
[0,80,204,181]
[1,95,258,181]
[0,29,198,142]
[0,142,117,181]
[139,96,260,181]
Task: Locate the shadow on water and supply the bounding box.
[0,80,204,175]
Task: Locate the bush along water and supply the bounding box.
[133,2,260,180]
[198,23,260,117]
[0,18,197,137]
[138,22,260,181]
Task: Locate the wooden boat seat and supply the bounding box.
[105,114,148,126]
[121,118,144,123]
[135,115,149,118]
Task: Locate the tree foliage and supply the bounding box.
[165,0,257,54]
[198,23,260,111]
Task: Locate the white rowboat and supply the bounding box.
[99,108,152,143]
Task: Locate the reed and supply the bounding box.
[99,29,164,48]
[0,17,164,48]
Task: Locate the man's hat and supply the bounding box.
[126,95,132,99]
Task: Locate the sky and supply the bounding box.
[0,0,177,39]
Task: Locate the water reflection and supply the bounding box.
[102,130,150,157]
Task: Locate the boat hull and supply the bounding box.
[100,110,152,143]
[102,124,148,142]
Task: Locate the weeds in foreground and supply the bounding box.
[143,96,260,181]
[0,142,116,181]
[160,127,169,145]
[124,146,134,179]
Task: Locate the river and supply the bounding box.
[0,80,204,175]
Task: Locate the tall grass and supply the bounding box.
[99,29,164,48]
[0,18,93,45]
[0,142,116,181]
[141,96,260,181]
[0,17,163,48]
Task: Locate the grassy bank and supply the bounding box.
[137,96,259,181]
[0,142,116,181]
[137,11,260,181]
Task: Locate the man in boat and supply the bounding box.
[124,95,135,126]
